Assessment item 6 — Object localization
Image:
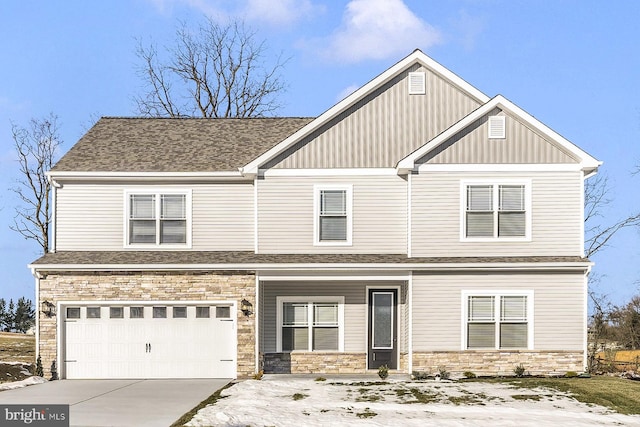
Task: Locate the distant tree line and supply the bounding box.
[589,292,640,370]
[0,297,35,333]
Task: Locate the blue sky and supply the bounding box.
[0,0,638,307]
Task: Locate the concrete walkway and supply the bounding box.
[0,379,230,426]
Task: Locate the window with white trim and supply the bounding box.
[464,183,528,239]
[314,185,352,245]
[126,190,191,246]
[465,293,531,349]
[277,297,344,352]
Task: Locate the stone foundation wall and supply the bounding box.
[38,271,256,378]
[263,352,367,374]
[412,351,584,376]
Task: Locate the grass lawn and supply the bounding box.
[0,332,35,364]
[475,376,640,415]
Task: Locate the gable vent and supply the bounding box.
[488,116,506,139]
[408,72,426,95]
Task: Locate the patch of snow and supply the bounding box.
[186,378,640,427]
[0,376,46,391]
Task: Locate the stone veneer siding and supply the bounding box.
[38,271,256,379]
[263,353,367,374]
[412,351,584,376]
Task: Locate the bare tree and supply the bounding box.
[10,114,62,254]
[584,173,640,257]
[134,18,286,118]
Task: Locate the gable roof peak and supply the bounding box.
[397,94,601,175]
[241,50,490,175]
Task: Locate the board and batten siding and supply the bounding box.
[260,281,406,353]
[418,111,579,164]
[411,272,585,351]
[257,175,407,254]
[55,182,254,251]
[411,171,583,257]
[264,64,481,169]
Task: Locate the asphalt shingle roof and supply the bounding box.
[31,251,589,267]
[52,117,313,172]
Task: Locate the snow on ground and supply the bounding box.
[0,376,46,391]
[186,377,640,427]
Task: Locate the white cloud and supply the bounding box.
[313,0,441,64]
[336,84,359,102]
[452,9,485,51]
[243,0,323,27]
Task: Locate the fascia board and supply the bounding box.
[30,261,592,272]
[46,171,248,183]
[397,95,602,173]
[242,50,490,175]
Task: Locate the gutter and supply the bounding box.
[29,261,593,273]
[46,171,249,183]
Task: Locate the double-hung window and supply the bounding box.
[465,292,532,350]
[464,182,529,239]
[277,297,344,352]
[127,190,191,247]
[314,185,352,245]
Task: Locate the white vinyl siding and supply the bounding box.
[55,183,254,251]
[411,171,583,257]
[258,175,406,254]
[411,273,584,352]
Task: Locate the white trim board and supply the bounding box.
[417,163,583,173]
[31,262,593,272]
[261,168,399,177]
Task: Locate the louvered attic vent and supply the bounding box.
[408,72,426,95]
[488,115,506,139]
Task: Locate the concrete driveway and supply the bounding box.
[0,379,230,427]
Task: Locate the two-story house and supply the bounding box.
[30,49,600,379]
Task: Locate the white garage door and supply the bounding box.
[62,303,236,379]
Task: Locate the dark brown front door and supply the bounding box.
[368,289,397,369]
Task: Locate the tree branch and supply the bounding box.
[133,17,286,118]
[9,114,62,254]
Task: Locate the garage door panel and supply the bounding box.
[63,303,237,379]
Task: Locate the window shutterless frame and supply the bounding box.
[461,290,534,350]
[313,184,353,246]
[460,180,531,242]
[123,189,192,248]
[276,296,345,352]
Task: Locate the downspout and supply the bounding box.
[255,274,260,374]
[254,175,259,254]
[49,178,62,253]
[407,276,413,374]
[31,268,41,364]
[407,172,412,258]
[584,264,592,372]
